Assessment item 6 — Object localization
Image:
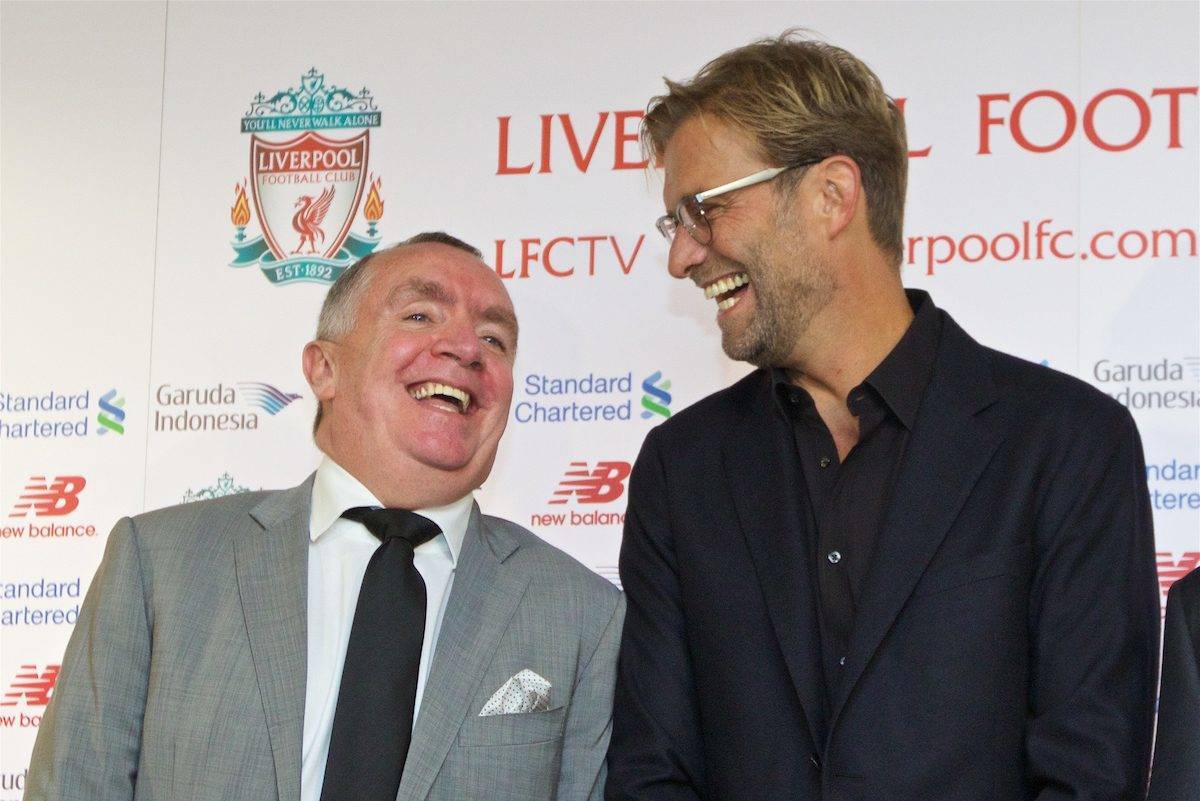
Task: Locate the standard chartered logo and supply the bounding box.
[96,389,126,435]
[640,371,672,419]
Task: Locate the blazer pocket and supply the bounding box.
[457,705,567,747]
[912,543,1030,599]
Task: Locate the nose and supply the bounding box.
[433,318,483,368]
[666,229,708,280]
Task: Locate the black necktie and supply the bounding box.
[319,506,442,801]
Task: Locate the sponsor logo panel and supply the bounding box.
[1091,357,1200,412]
[1,577,82,627]
[0,665,60,729]
[514,371,671,424]
[4,475,97,540]
[1146,458,1200,512]
[529,460,632,529]
[0,388,127,439]
[152,381,302,433]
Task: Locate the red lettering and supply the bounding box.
[579,235,605,276]
[1151,87,1198,148]
[894,98,932,158]
[544,237,575,276]
[610,235,645,275]
[520,238,541,277]
[538,115,553,173]
[1084,89,1151,152]
[990,233,1020,262]
[978,93,1010,154]
[613,110,649,169]
[493,239,516,279]
[559,113,609,172]
[1050,230,1074,259]
[496,117,533,175]
[1092,231,1116,260]
[1118,230,1149,259]
[1011,90,1076,153]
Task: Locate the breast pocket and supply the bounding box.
[912,542,1030,599]
[457,706,567,747]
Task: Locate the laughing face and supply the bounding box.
[661,114,835,368]
[305,243,517,504]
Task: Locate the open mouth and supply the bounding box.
[408,381,472,414]
[703,272,750,311]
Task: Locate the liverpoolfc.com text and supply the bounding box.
[907,219,1197,275]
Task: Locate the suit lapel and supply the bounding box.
[723,374,827,752]
[237,478,312,801]
[829,315,1003,729]
[398,504,531,801]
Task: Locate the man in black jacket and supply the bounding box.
[1148,566,1200,800]
[606,32,1160,801]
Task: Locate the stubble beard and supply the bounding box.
[720,234,835,369]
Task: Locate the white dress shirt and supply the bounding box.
[299,456,473,801]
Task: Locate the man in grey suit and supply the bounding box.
[26,232,624,801]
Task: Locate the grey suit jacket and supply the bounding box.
[26,476,625,801]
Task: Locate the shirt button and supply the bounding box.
[827,550,842,565]
[839,656,847,667]
[819,456,832,468]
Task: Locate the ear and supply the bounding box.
[302,340,339,403]
[809,156,862,240]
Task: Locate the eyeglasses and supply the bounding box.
[655,161,818,245]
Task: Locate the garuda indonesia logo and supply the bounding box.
[229,68,385,286]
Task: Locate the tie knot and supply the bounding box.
[341,507,441,548]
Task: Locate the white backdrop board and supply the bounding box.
[2,2,1197,793]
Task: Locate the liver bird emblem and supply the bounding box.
[291,186,335,255]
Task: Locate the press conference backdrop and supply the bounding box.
[1,1,1197,793]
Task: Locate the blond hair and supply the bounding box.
[643,31,908,266]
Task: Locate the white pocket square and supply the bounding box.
[478,668,552,716]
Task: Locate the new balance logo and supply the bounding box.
[1157,551,1200,610]
[548,461,631,505]
[9,476,86,517]
[0,665,60,707]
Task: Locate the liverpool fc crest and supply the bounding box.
[230,68,385,285]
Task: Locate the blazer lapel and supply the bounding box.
[830,315,1004,729]
[237,477,312,801]
[398,504,531,801]
[723,373,827,753]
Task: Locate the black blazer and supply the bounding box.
[607,296,1160,801]
[1147,566,1200,801]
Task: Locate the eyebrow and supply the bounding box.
[388,278,519,344]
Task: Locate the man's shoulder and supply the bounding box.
[481,513,621,609]
[976,341,1133,432]
[651,368,765,442]
[131,489,276,532]
[1167,567,1200,618]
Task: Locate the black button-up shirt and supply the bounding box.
[773,293,942,700]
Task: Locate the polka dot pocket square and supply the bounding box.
[478,668,552,716]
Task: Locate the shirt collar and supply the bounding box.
[308,454,472,565]
[861,289,941,429]
[769,290,941,430]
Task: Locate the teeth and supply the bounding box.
[409,381,471,413]
[704,273,749,300]
[717,295,741,311]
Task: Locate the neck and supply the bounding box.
[783,271,913,406]
[315,430,474,509]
